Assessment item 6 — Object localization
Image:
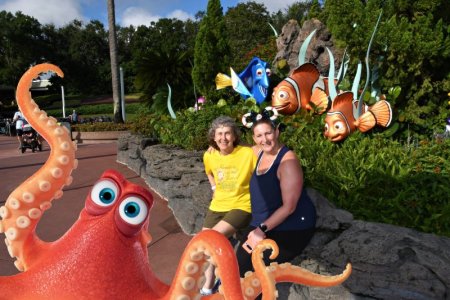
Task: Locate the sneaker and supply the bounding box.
[200,288,213,296]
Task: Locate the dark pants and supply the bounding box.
[236,226,315,277]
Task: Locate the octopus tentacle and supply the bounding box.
[239,239,352,300]
[0,63,76,271]
[164,230,244,300]
[251,239,279,300]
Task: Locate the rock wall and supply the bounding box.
[273,18,343,75]
[117,133,450,300]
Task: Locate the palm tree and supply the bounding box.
[107,0,123,123]
[134,48,193,112]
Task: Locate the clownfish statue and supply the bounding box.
[323,91,392,142]
[323,10,393,142]
[271,30,337,115]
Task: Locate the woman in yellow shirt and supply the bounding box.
[201,116,258,295]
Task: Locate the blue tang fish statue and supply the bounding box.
[215,56,271,104]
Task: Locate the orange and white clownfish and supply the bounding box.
[271,63,329,115]
[323,91,392,142]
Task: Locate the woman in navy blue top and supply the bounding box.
[237,110,316,278]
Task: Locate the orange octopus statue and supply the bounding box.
[0,63,351,299]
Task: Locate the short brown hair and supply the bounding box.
[208,116,241,150]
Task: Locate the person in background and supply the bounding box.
[69,109,78,124]
[200,116,258,295]
[13,109,26,149]
[236,107,316,279]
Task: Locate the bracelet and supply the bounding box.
[211,185,216,191]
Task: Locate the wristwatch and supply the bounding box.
[258,223,268,233]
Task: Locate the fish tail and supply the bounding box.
[355,111,376,132]
[215,73,232,90]
[369,100,393,127]
[310,87,330,114]
[355,110,377,132]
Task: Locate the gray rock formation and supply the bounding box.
[273,18,343,75]
[117,134,211,234]
[117,133,450,300]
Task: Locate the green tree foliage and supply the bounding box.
[55,20,111,95]
[223,1,272,70]
[131,18,198,113]
[134,47,193,113]
[307,0,323,20]
[323,0,450,139]
[286,1,313,23]
[0,11,46,86]
[192,0,230,100]
[115,25,137,93]
[268,1,314,31]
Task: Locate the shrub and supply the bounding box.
[280,114,450,236]
[130,99,260,150]
[71,122,130,132]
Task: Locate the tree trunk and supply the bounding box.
[107,0,123,123]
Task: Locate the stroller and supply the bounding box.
[21,124,42,153]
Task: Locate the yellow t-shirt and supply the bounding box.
[203,145,256,213]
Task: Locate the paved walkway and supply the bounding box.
[0,135,191,284]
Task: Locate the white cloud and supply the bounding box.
[167,9,194,21]
[243,0,302,13]
[121,6,160,27]
[120,7,194,26]
[0,0,84,27]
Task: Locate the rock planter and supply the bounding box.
[72,130,127,144]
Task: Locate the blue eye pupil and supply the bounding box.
[124,202,140,218]
[99,188,115,204]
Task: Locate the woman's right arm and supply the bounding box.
[204,152,216,194]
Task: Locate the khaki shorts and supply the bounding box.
[203,209,252,230]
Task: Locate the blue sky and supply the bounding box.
[0,0,301,28]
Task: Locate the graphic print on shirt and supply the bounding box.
[216,165,239,192]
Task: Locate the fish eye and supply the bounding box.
[90,179,118,207]
[334,122,344,131]
[256,68,264,76]
[266,68,271,76]
[118,196,148,225]
[277,90,289,100]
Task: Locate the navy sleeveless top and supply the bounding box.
[250,146,316,231]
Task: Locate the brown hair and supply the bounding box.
[208,116,241,150]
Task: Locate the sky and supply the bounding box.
[0,0,302,28]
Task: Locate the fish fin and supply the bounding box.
[230,68,252,97]
[331,92,353,110]
[310,87,330,114]
[369,100,393,127]
[291,63,320,80]
[215,73,232,90]
[355,111,376,132]
[322,77,339,96]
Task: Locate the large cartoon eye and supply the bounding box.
[256,68,264,77]
[118,196,148,225]
[334,121,344,131]
[276,90,289,100]
[91,179,118,207]
[266,68,271,76]
[324,123,329,132]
